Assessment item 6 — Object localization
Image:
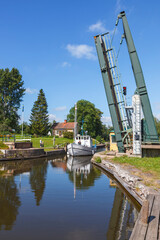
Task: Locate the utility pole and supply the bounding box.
[22,104,24,137]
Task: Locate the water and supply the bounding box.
[0,155,139,240]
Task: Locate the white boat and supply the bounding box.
[67,134,95,156]
[67,102,95,156]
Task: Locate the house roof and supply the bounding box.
[53,122,77,130]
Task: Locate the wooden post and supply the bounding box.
[141,199,149,224]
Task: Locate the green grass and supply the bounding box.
[113,156,160,177]
[0,141,9,149]
[31,137,73,148]
[95,156,102,163]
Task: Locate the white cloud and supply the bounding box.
[62,61,71,67]
[88,21,106,33]
[101,116,112,126]
[66,44,96,60]
[54,106,67,111]
[49,113,57,122]
[25,88,38,94]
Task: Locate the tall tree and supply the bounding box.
[154,117,160,137]
[0,68,25,132]
[67,100,103,138]
[30,89,49,136]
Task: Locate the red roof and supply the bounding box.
[53,122,77,130]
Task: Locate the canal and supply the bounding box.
[0,155,139,240]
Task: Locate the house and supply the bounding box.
[52,120,77,137]
[109,130,118,151]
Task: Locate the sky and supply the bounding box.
[1,0,160,126]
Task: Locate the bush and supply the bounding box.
[0,141,9,149]
[63,132,74,139]
[95,156,101,163]
[96,135,105,144]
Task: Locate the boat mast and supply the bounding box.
[74,102,77,140]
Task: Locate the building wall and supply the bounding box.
[110,132,118,151]
[53,129,74,137]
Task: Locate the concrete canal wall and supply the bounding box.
[92,153,160,240]
[0,148,66,161]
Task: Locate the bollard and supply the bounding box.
[140,199,149,224]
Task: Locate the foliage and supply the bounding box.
[67,100,103,138]
[63,131,73,139]
[95,156,102,163]
[29,89,49,136]
[96,135,105,143]
[102,125,113,141]
[0,141,9,149]
[154,117,160,137]
[0,68,25,133]
[18,122,31,135]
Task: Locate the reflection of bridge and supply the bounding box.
[106,187,138,240]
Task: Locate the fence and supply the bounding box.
[0,135,31,143]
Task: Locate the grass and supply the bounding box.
[0,141,9,149]
[31,137,73,148]
[113,156,160,177]
[95,156,102,163]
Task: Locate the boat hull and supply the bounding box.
[67,143,94,156]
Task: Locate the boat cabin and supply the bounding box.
[75,135,92,148]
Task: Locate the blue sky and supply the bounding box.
[1,0,160,125]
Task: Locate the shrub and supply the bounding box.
[0,141,9,149]
[95,156,101,163]
[63,132,74,139]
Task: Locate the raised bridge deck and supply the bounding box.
[130,194,160,239]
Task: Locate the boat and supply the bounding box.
[67,103,95,156]
[67,134,95,156]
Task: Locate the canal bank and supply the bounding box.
[92,152,160,203]
[0,148,66,161]
[92,152,160,239]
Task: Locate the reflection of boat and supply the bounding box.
[67,155,92,199]
[67,135,95,156]
[67,155,92,172]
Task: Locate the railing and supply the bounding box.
[0,135,31,143]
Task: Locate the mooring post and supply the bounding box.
[140,199,149,224]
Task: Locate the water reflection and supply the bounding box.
[29,160,48,206]
[66,155,101,191]
[0,156,138,239]
[106,187,138,240]
[66,156,138,239]
[0,176,21,230]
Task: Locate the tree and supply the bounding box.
[30,89,49,136]
[18,122,31,135]
[67,100,103,138]
[154,117,160,137]
[0,68,25,133]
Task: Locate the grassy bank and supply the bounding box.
[31,137,73,148]
[113,156,160,177]
[0,141,9,149]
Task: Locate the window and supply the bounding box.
[111,135,116,143]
